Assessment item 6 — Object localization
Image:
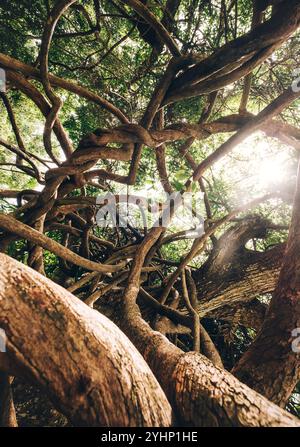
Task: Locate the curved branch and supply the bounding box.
[0,53,128,124]
[165,1,300,98]
[119,0,181,57]
[39,0,77,160]
[233,155,300,406]
[0,253,173,427]
[0,214,126,274]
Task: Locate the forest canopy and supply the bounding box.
[0,0,299,428]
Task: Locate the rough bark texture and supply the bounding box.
[195,245,284,318]
[190,217,285,320]
[101,297,300,427]
[0,254,173,427]
[0,0,299,427]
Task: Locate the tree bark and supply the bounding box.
[100,295,300,426]
[210,299,267,332]
[0,254,173,427]
[194,243,284,318]
[192,216,285,319]
[0,253,298,426]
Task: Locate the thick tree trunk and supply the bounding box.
[100,295,300,426]
[0,254,173,427]
[0,254,298,426]
[233,161,300,406]
[194,241,284,318]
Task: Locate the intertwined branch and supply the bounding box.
[0,0,299,427]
